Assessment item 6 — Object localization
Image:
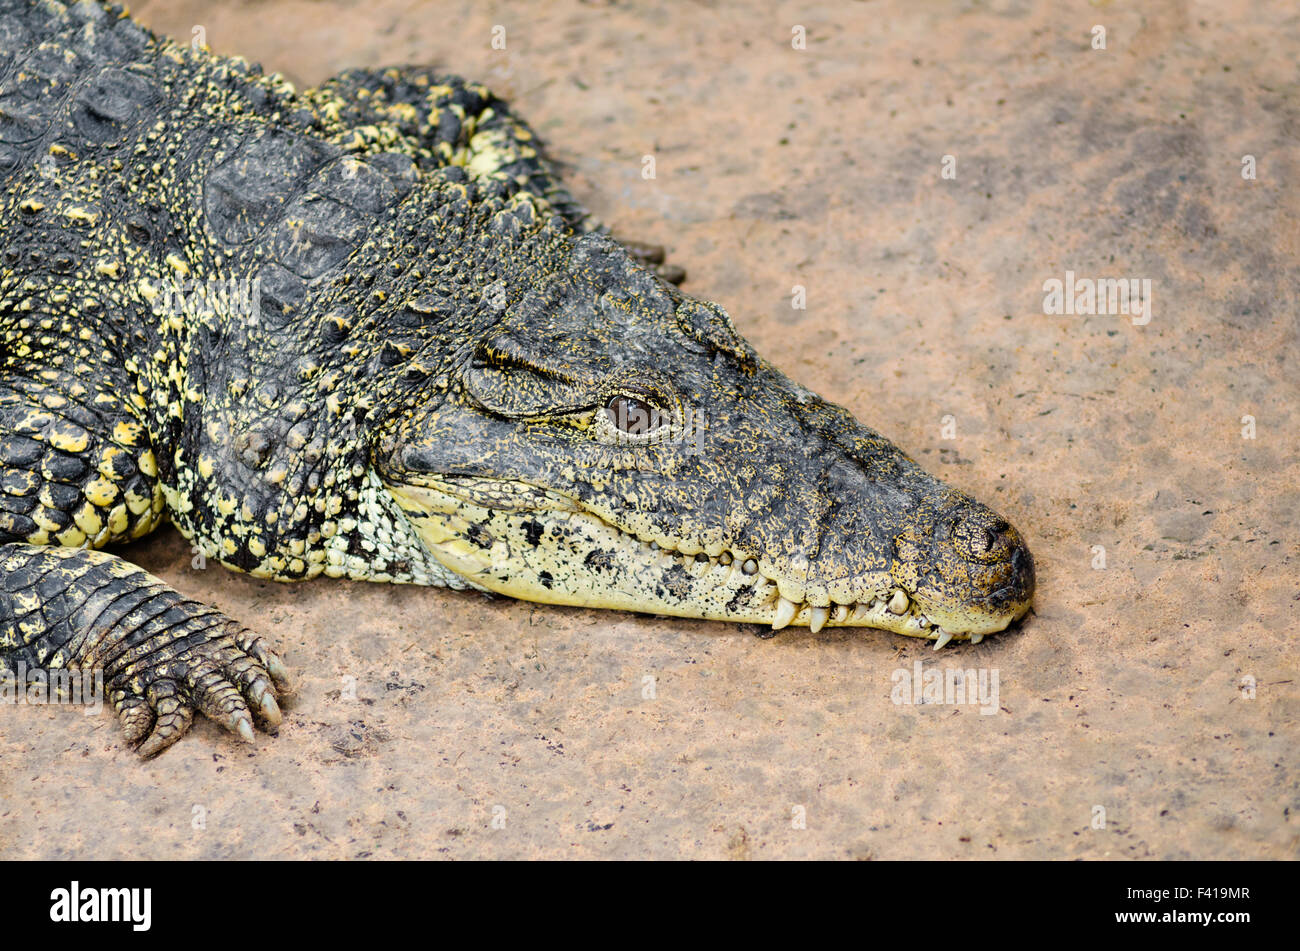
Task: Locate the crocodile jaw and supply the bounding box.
[386,478,1031,644]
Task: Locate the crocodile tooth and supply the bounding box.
[772,596,797,631]
[808,605,828,633]
[932,628,953,651]
[831,604,849,623]
[741,558,758,575]
[887,589,909,615]
[970,633,984,645]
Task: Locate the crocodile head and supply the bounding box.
[376,233,1034,644]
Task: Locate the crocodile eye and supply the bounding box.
[605,395,662,435]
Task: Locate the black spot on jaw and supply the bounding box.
[725,584,762,615]
[467,522,493,549]
[522,519,544,547]
[583,549,616,573]
[538,570,554,589]
[658,563,694,601]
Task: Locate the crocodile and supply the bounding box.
[0,0,1034,756]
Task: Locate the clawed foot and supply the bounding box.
[109,623,290,757]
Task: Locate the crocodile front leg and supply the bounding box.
[0,356,286,755]
[0,544,288,756]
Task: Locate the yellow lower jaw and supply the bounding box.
[387,480,784,620]
[386,480,1026,641]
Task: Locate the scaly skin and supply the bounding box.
[0,0,1033,756]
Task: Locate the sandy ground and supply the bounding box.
[1,0,1296,860]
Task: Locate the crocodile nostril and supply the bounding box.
[949,511,1020,561]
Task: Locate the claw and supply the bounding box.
[258,691,282,731]
[264,653,291,691]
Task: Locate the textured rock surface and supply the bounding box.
[1,0,1294,859]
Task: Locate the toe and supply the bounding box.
[236,629,291,693]
[113,693,154,747]
[136,681,195,757]
[188,660,258,744]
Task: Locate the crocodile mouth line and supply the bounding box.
[385,475,1030,647]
